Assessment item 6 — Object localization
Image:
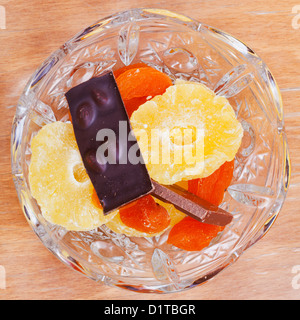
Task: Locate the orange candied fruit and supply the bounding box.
[113,62,148,78]
[119,195,171,234]
[91,188,102,209]
[115,64,173,117]
[167,160,234,251]
[167,217,224,251]
[188,160,234,206]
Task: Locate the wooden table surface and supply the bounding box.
[1,0,300,300]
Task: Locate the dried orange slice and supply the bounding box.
[28,121,117,231]
[106,197,185,237]
[130,80,243,185]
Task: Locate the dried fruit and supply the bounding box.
[115,65,173,117]
[119,195,170,234]
[113,62,148,78]
[188,160,234,206]
[167,160,234,250]
[106,196,185,237]
[130,80,243,185]
[167,216,224,251]
[28,121,117,231]
[116,66,173,100]
[122,96,149,119]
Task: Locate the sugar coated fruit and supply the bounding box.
[28,121,117,231]
[130,80,243,185]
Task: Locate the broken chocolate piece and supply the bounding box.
[66,72,153,214]
[151,180,233,226]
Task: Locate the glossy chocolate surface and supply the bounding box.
[66,72,153,214]
[151,180,233,226]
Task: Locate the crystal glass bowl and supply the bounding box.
[11,8,290,293]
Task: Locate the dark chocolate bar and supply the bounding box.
[151,180,233,226]
[66,72,153,214]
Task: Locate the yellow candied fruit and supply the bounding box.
[130,80,244,185]
[28,121,117,231]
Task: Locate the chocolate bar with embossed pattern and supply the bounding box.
[66,71,153,214]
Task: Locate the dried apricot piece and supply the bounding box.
[119,195,171,234]
[113,62,148,78]
[106,197,185,237]
[167,161,233,250]
[116,66,173,101]
[188,160,234,206]
[115,65,172,117]
[167,216,224,251]
[123,96,149,118]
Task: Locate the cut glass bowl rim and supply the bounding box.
[11,8,290,293]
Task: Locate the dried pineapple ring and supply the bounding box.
[105,198,185,237]
[130,80,244,185]
[29,121,117,231]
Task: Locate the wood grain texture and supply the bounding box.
[1,0,300,300]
